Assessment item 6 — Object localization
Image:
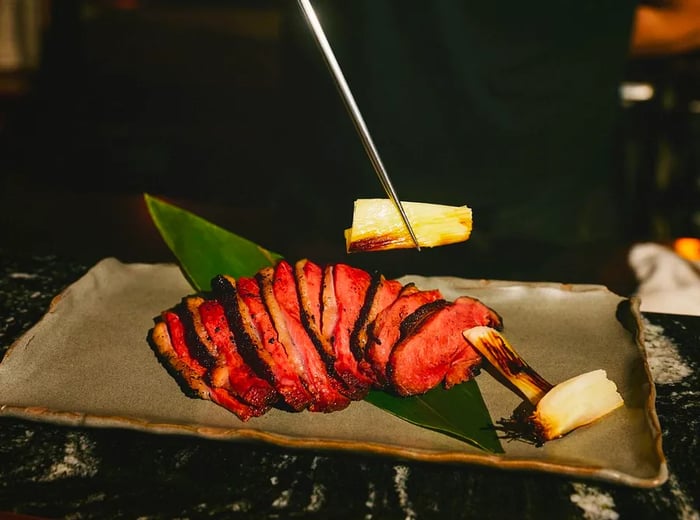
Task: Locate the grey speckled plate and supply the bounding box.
[0,258,667,488]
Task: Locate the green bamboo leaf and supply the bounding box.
[365,381,504,453]
[144,193,282,291]
[144,193,503,454]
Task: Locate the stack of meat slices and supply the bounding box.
[150,259,503,421]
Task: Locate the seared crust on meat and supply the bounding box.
[194,298,278,410]
[362,286,443,387]
[151,320,211,401]
[387,296,503,396]
[350,274,403,363]
[151,312,268,421]
[212,274,313,412]
[295,259,336,365]
[260,261,350,412]
[150,258,503,420]
[320,263,375,399]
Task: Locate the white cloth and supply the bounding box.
[628,242,700,316]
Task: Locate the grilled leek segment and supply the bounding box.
[463,326,624,443]
[462,326,553,404]
[345,199,473,253]
[531,369,624,442]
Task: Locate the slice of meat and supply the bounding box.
[350,274,403,363]
[260,261,351,412]
[320,263,375,399]
[183,296,278,409]
[151,316,209,400]
[197,298,278,410]
[294,259,336,364]
[294,258,359,399]
[320,264,339,340]
[387,295,503,396]
[151,311,266,421]
[363,285,443,386]
[211,274,313,412]
[182,297,222,361]
[171,302,218,372]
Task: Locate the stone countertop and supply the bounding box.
[0,251,698,519]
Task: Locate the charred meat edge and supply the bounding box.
[151,309,266,421]
[294,259,358,398]
[320,263,375,399]
[350,273,403,362]
[258,262,351,412]
[196,297,278,410]
[362,285,442,386]
[211,274,313,412]
[387,296,502,396]
[153,259,506,419]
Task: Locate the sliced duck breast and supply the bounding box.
[387,296,502,396]
[260,261,351,412]
[212,274,313,412]
[363,285,442,386]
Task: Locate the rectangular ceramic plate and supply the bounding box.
[0,259,667,488]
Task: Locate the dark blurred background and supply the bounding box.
[0,0,698,294]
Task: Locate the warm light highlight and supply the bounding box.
[674,237,700,261]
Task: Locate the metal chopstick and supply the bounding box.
[297,0,421,250]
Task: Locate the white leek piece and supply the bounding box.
[345,199,473,252]
[531,369,624,442]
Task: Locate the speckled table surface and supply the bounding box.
[0,251,698,520]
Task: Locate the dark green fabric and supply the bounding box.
[282,0,637,247]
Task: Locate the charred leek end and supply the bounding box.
[462,326,553,405]
[345,199,473,253]
[530,369,624,442]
